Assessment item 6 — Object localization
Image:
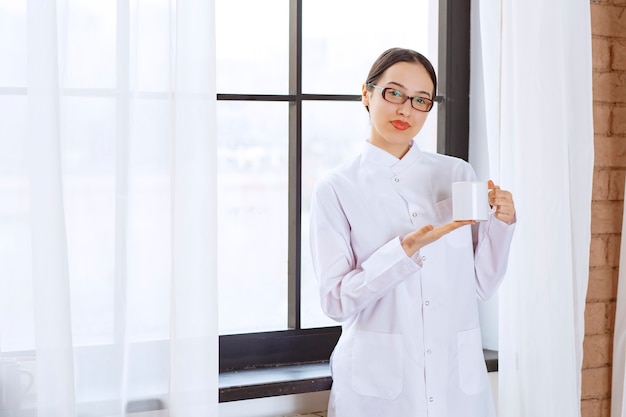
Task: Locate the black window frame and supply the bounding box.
[218,0,470,373]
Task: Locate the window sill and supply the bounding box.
[218,349,498,403]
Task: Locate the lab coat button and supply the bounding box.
[429,397,434,402]
[421,255,426,262]
[427,349,432,355]
[394,177,400,182]
[424,300,430,306]
[412,212,418,217]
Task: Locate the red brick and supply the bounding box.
[593,169,610,201]
[600,397,611,417]
[607,300,617,331]
[581,398,600,417]
[607,234,622,266]
[615,40,626,71]
[612,106,626,134]
[585,301,609,335]
[590,236,609,267]
[594,72,626,104]
[594,103,611,136]
[608,169,626,200]
[594,37,612,71]
[591,4,626,38]
[581,366,612,399]
[587,268,619,301]
[591,200,623,234]
[582,334,613,367]
[595,135,626,167]
[582,395,612,417]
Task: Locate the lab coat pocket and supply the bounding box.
[351,330,403,399]
[457,328,488,395]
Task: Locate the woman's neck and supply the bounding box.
[369,139,411,159]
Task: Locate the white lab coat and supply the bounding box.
[309,141,515,417]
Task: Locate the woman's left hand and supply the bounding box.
[488,179,516,225]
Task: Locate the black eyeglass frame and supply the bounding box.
[367,83,444,112]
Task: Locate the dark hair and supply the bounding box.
[364,47,437,110]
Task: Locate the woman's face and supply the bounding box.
[362,61,434,158]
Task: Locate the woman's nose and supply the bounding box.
[397,99,412,116]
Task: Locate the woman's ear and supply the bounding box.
[361,83,369,107]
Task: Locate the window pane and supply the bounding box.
[133,0,171,92]
[0,96,33,351]
[0,1,27,87]
[300,101,370,329]
[63,97,117,346]
[302,0,438,94]
[217,101,289,334]
[0,95,176,349]
[65,97,175,345]
[64,0,116,89]
[216,0,288,94]
[127,98,173,342]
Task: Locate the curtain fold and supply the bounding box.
[470,1,594,416]
[6,1,218,416]
[168,1,217,415]
[27,0,76,415]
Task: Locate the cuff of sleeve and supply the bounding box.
[399,234,424,267]
[360,236,422,283]
[410,249,425,267]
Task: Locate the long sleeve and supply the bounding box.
[309,178,422,322]
[473,215,516,300]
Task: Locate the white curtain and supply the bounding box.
[1,1,217,416]
[614,197,626,416]
[470,1,594,416]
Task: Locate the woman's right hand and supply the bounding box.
[401,221,475,257]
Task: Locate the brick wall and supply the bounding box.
[584,2,625,416]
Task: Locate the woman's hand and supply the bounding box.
[488,179,516,225]
[401,221,475,257]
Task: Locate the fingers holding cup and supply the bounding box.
[487,180,515,224]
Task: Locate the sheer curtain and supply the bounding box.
[1,1,217,416]
[470,1,593,416]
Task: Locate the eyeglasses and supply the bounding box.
[367,83,435,112]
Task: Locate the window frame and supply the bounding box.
[218,0,470,373]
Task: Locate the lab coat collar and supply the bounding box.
[362,139,422,169]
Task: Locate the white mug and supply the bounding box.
[0,359,33,412]
[452,181,492,222]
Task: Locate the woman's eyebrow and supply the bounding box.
[386,81,432,98]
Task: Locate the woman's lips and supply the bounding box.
[391,120,410,130]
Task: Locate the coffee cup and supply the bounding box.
[0,359,34,412]
[452,181,493,222]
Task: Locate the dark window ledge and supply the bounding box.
[219,349,498,403]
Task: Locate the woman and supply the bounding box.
[309,47,516,416]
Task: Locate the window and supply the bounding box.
[217,0,470,372]
[0,0,471,389]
